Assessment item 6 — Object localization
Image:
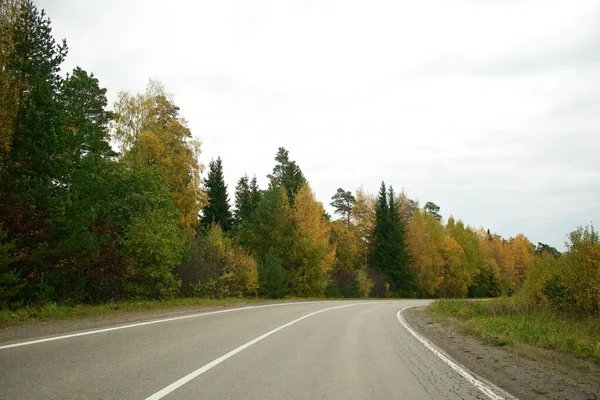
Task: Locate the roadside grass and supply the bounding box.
[0,297,308,328]
[429,299,600,363]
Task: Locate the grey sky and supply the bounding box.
[38,0,599,250]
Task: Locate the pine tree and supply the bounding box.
[201,156,232,231]
[0,1,68,298]
[330,188,355,226]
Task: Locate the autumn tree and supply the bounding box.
[438,234,470,298]
[0,0,21,170]
[330,220,361,272]
[353,187,376,268]
[201,157,232,232]
[330,188,355,226]
[407,208,444,297]
[289,183,335,297]
[111,80,205,236]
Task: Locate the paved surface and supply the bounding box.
[0,300,498,399]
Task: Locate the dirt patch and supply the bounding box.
[0,300,290,344]
[404,307,600,400]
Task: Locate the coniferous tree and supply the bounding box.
[371,182,414,296]
[387,186,414,295]
[267,147,305,205]
[330,188,355,226]
[234,175,252,229]
[371,181,390,274]
[201,156,232,231]
[0,1,68,300]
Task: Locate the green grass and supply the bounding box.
[429,299,600,363]
[0,297,304,328]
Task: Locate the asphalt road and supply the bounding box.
[0,300,508,400]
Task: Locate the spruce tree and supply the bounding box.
[371,182,414,296]
[387,186,414,295]
[371,181,390,274]
[267,147,305,205]
[234,175,252,229]
[201,156,232,231]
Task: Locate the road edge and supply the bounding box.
[397,305,518,400]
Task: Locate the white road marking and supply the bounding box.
[0,301,335,350]
[397,306,512,400]
[144,303,358,400]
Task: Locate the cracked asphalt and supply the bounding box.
[0,300,500,399]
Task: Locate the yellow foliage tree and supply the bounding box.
[438,235,471,298]
[111,80,206,236]
[330,220,361,271]
[510,233,535,289]
[353,187,376,267]
[289,183,335,296]
[0,0,21,169]
[407,208,444,297]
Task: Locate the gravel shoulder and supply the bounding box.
[404,307,600,400]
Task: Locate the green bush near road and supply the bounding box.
[430,299,600,363]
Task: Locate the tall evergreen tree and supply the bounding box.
[371,181,391,275]
[234,175,251,229]
[201,156,232,231]
[0,1,68,299]
[371,182,414,295]
[267,147,305,205]
[387,186,414,295]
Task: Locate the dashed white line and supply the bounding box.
[144,303,358,400]
[397,306,513,400]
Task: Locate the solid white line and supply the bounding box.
[0,301,334,350]
[144,303,358,400]
[396,306,509,400]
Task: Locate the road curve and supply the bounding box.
[0,300,509,399]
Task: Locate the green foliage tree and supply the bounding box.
[330,188,355,226]
[0,1,69,302]
[560,225,599,315]
[267,147,305,205]
[535,242,561,258]
[258,251,285,299]
[371,182,414,295]
[201,157,232,232]
[424,201,442,222]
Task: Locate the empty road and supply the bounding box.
[0,300,511,399]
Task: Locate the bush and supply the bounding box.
[559,225,600,315]
[355,269,374,298]
[180,225,258,299]
[258,251,286,299]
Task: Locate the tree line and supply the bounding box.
[0,2,597,316]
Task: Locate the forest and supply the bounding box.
[0,1,598,317]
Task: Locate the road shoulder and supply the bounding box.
[403,307,600,400]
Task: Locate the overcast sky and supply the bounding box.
[38,0,599,250]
